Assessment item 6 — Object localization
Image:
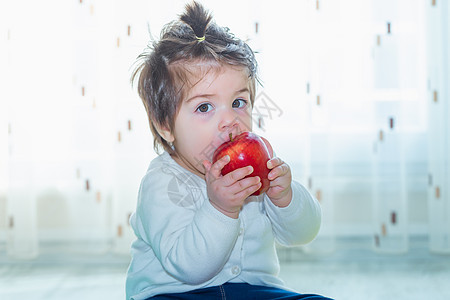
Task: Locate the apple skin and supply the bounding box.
[212,132,271,196]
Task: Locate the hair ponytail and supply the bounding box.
[180,1,212,39]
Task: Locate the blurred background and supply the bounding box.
[0,0,449,299]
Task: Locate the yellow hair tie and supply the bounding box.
[195,35,205,42]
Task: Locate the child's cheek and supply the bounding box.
[237,110,253,130]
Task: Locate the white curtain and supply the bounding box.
[0,0,448,258]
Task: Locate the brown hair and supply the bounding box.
[132,1,258,154]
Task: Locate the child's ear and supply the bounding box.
[155,124,175,143]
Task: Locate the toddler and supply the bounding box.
[126,2,331,299]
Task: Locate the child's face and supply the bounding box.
[167,63,253,178]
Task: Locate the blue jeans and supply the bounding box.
[149,283,333,299]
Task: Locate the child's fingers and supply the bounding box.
[269,176,286,188]
[209,155,230,179]
[268,163,290,180]
[267,157,283,169]
[222,165,254,186]
[202,160,212,174]
[228,175,260,194]
[233,181,262,200]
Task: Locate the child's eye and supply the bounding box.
[196,103,213,113]
[232,99,247,108]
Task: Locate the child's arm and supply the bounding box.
[266,180,321,246]
[264,157,322,246]
[133,167,242,285]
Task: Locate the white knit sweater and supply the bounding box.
[126,152,322,300]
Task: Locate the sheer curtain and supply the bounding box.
[0,0,448,258]
[426,0,450,254]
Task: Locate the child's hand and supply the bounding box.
[266,157,293,207]
[203,155,261,219]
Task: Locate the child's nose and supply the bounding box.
[218,108,239,131]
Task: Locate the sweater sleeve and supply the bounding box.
[264,180,322,246]
[132,167,241,285]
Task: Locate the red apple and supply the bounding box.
[212,132,272,196]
